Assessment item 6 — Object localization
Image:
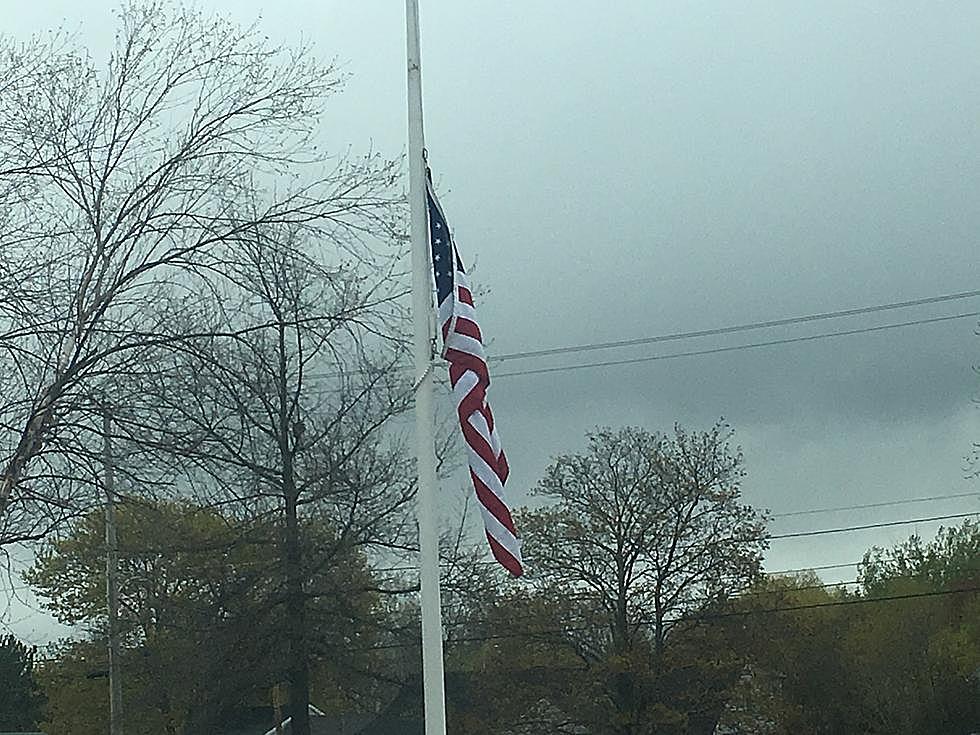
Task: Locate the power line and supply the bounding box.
[692,584,980,622]
[306,290,980,383]
[374,512,979,575]
[770,491,979,519]
[430,576,980,646]
[766,561,859,575]
[490,584,979,633]
[752,578,860,592]
[492,311,980,380]
[769,511,978,540]
[357,585,980,652]
[766,555,975,578]
[494,288,980,363]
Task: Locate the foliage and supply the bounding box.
[860,519,980,593]
[850,520,980,734]
[0,633,45,730]
[466,423,769,734]
[719,521,980,735]
[26,500,384,735]
[716,575,861,734]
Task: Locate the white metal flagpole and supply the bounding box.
[405,2,448,734]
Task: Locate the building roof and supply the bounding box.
[216,704,420,735]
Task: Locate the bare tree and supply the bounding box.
[0,1,399,533]
[118,214,415,735]
[519,423,769,734]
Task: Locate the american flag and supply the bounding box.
[426,171,523,577]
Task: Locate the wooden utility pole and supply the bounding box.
[103,405,123,735]
[273,683,284,735]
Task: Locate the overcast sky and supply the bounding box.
[4,1,980,642]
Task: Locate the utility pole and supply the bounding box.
[103,405,123,735]
[273,683,284,735]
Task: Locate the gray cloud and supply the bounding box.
[4,1,980,636]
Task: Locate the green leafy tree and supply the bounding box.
[861,519,980,593]
[716,575,861,735]
[850,520,980,734]
[26,500,384,735]
[34,638,158,735]
[0,633,45,729]
[720,521,980,734]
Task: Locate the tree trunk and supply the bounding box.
[283,488,310,735]
[0,376,64,511]
[611,580,637,735]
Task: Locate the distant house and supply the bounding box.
[215,704,421,735]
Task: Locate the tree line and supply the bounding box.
[5,433,979,734]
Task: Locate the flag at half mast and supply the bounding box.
[426,170,523,577]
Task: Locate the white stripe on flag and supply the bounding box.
[446,333,485,358]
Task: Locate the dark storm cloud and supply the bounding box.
[412,2,980,529]
[488,317,979,478]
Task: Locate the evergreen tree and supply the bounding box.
[0,633,45,730]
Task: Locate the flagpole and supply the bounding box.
[405,2,448,734]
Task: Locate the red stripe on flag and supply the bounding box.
[469,468,519,536]
[486,532,523,577]
[460,420,509,487]
[452,317,483,342]
[497,450,510,483]
[447,354,489,382]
